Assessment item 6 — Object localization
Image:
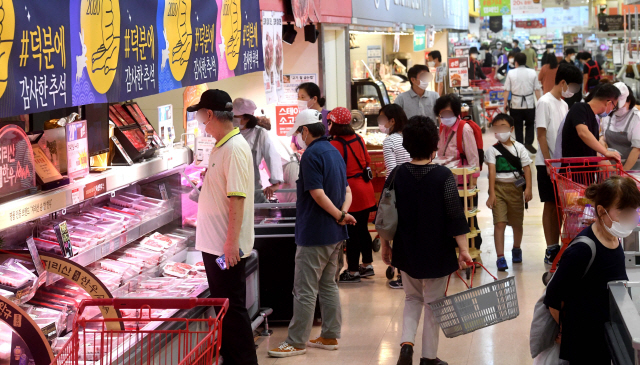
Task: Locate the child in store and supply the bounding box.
[485,114,533,271]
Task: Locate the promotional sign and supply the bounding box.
[53,221,73,258]
[599,15,624,31]
[262,11,283,105]
[454,46,470,57]
[158,104,174,146]
[83,178,106,199]
[282,74,317,103]
[413,25,426,52]
[276,105,299,137]
[480,0,510,16]
[510,0,542,15]
[65,119,89,180]
[0,193,66,230]
[448,57,469,88]
[32,145,63,184]
[489,16,503,32]
[0,125,36,197]
[515,19,546,28]
[195,136,215,167]
[426,25,436,49]
[366,46,382,65]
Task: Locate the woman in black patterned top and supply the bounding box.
[380,116,471,365]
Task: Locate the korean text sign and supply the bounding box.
[66,119,89,180]
[480,0,510,16]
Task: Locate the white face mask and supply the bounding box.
[561,83,575,99]
[603,209,638,238]
[298,100,311,112]
[508,58,514,66]
[570,55,576,61]
[495,132,511,143]
[296,132,308,150]
[427,61,435,67]
[441,116,457,127]
[196,113,210,135]
[615,105,630,117]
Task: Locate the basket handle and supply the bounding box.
[444,262,498,296]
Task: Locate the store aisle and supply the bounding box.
[256,137,545,365]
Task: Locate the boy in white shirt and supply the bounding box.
[535,63,583,265]
[485,114,533,271]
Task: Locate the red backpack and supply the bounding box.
[441,117,485,170]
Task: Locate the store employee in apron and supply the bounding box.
[600,83,640,171]
[503,52,542,154]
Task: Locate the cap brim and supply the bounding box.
[186,103,203,112]
[286,127,298,137]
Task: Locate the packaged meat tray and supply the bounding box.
[99,259,132,274]
[123,247,161,264]
[33,238,81,256]
[110,195,138,208]
[119,192,146,201]
[105,206,148,219]
[139,238,166,252]
[0,267,31,288]
[72,224,111,239]
[195,261,205,271]
[162,263,189,278]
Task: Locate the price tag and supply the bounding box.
[26,237,45,276]
[53,221,73,258]
[71,188,83,204]
[159,183,168,200]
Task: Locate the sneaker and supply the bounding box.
[339,270,361,283]
[268,342,306,358]
[525,144,537,154]
[420,358,448,365]
[359,265,375,277]
[307,337,339,351]
[389,274,403,289]
[397,344,414,365]
[512,248,523,263]
[544,245,561,265]
[497,257,509,271]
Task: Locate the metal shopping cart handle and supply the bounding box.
[76,298,230,317]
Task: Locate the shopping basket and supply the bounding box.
[428,262,519,338]
[52,298,229,365]
[543,157,640,284]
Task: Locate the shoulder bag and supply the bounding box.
[374,165,402,240]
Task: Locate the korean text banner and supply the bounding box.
[0,0,72,118]
[0,0,263,119]
[480,0,510,16]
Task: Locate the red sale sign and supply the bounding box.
[276,105,299,136]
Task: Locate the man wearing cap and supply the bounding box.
[523,40,538,70]
[468,47,487,81]
[541,44,556,68]
[188,90,258,365]
[269,109,356,358]
[559,48,582,108]
[394,65,439,122]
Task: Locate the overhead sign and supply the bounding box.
[489,16,503,32]
[515,19,546,28]
[0,0,264,119]
[599,15,624,31]
[510,0,542,15]
[352,0,469,30]
[262,11,284,105]
[480,0,510,16]
[413,25,426,52]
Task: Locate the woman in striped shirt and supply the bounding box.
[378,104,411,289]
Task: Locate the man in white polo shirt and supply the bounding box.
[188,89,257,365]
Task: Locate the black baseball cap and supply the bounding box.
[186,89,233,112]
[545,44,554,49]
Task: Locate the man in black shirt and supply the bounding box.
[541,44,555,67]
[559,48,582,108]
[512,39,521,53]
[577,52,601,93]
[561,83,621,161]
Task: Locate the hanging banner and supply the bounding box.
[511,0,542,15]
[448,57,469,88]
[515,19,546,28]
[262,11,283,105]
[480,0,511,16]
[489,16,503,32]
[413,25,426,52]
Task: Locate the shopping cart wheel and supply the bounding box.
[386,266,395,280]
[372,237,381,252]
[542,271,553,286]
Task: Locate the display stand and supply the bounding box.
[451,166,482,278]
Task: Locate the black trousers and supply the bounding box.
[202,252,258,365]
[346,210,374,272]
[510,108,536,146]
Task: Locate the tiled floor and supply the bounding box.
[256,135,546,365]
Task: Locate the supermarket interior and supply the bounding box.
[4,0,640,365]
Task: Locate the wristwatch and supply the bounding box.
[338,211,346,223]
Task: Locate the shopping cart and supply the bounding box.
[543,157,640,285]
[429,261,519,338]
[52,298,229,365]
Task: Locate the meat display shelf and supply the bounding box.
[47,208,178,285]
[0,147,190,232]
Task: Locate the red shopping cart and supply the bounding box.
[543,157,640,285]
[52,298,229,365]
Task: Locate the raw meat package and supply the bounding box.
[110,195,138,208]
[195,261,205,271]
[162,262,191,278]
[118,192,146,201]
[99,259,132,274]
[0,267,31,288]
[123,247,162,264]
[33,238,81,256]
[105,206,148,219]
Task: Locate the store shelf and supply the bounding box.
[465,208,480,218]
[458,188,479,198]
[467,228,481,239]
[0,147,190,231]
[450,166,479,176]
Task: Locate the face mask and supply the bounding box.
[603,209,637,238]
[427,61,435,67]
[196,114,209,135]
[495,132,511,143]
[599,103,614,118]
[526,44,531,49]
[561,84,575,99]
[379,124,389,134]
[570,55,576,61]
[508,58,514,66]
[441,116,457,127]
[418,80,429,90]
[296,132,307,150]
[470,54,478,59]
[615,106,629,117]
[233,117,242,128]
[298,100,311,112]
[497,45,502,49]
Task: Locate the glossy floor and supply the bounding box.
[256,140,546,365]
